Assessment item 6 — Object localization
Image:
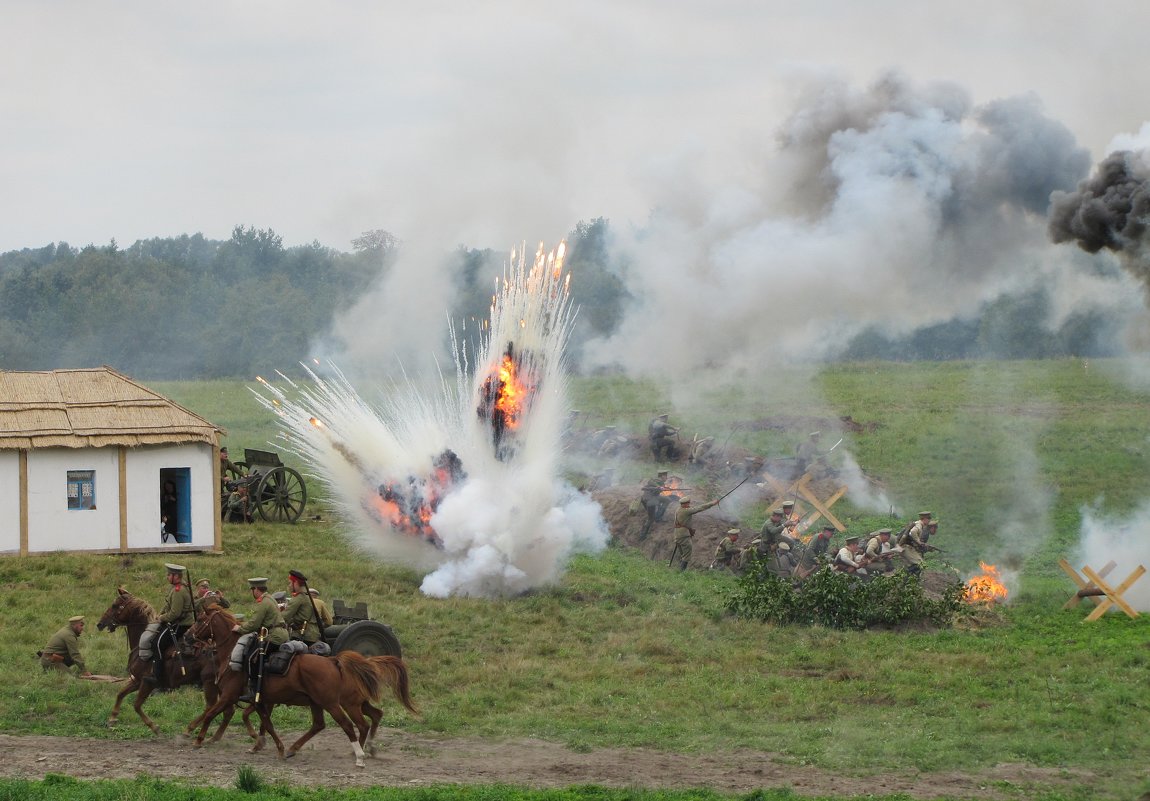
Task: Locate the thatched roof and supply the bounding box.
[0,367,222,450]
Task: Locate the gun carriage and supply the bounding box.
[223,448,308,524]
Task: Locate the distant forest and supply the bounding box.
[0,219,1120,379]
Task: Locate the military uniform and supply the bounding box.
[712,530,741,571]
[898,512,933,574]
[833,537,866,575]
[238,591,290,647]
[795,432,822,475]
[40,617,87,674]
[283,591,321,644]
[649,415,678,461]
[796,526,835,574]
[672,499,719,570]
[639,471,675,539]
[139,564,192,675]
[864,529,896,573]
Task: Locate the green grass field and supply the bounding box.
[4,360,1149,800]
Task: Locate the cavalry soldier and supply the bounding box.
[229,577,290,703]
[711,529,742,572]
[639,470,676,540]
[670,497,719,571]
[308,588,334,628]
[283,569,324,646]
[39,615,91,676]
[833,535,867,576]
[193,578,230,612]
[139,563,195,684]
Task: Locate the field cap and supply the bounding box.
[878,528,892,535]
[657,470,668,477]
[927,519,939,527]
[771,508,784,515]
[822,523,835,532]
[680,498,691,505]
[782,500,795,508]
[289,569,308,583]
[845,535,859,544]
[247,577,269,589]
[918,510,933,517]
[68,615,85,623]
[196,578,211,588]
[726,528,740,536]
[165,563,186,574]
[308,588,320,596]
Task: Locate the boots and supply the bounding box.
[143,659,162,686]
[237,681,256,703]
[679,560,688,571]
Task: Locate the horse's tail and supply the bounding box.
[334,651,383,703]
[367,655,420,717]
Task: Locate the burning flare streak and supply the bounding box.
[252,241,609,598]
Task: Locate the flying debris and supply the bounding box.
[252,240,609,598]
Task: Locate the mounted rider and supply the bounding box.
[283,569,328,653]
[229,576,290,703]
[138,563,195,685]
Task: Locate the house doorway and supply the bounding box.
[160,467,192,544]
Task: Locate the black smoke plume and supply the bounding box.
[1049,150,1150,260]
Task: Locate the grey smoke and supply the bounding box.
[581,70,1095,377]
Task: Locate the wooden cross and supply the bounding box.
[1059,558,1145,621]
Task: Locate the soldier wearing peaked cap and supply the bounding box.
[139,563,194,683]
[898,513,935,575]
[639,470,677,540]
[39,616,90,676]
[864,528,897,573]
[193,577,229,612]
[283,569,324,645]
[833,536,867,576]
[671,497,720,571]
[711,529,742,572]
[229,577,290,702]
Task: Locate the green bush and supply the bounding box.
[725,559,965,629]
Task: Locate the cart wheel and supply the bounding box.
[255,466,307,523]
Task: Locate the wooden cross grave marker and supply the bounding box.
[1058,558,1145,622]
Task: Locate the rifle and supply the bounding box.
[922,544,946,553]
[300,576,327,644]
[253,628,268,704]
[177,567,196,677]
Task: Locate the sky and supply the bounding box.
[4,0,1150,255]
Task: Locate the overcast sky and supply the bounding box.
[3,0,1149,255]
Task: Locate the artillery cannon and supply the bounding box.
[223,448,308,524]
[324,598,403,657]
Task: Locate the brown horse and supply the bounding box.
[189,604,418,768]
[96,588,248,740]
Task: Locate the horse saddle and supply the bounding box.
[244,642,298,678]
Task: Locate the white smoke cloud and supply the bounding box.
[260,245,610,598]
[1075,501,1150,611]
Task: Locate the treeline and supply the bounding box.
[0,220,1119,379]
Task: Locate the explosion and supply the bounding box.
[254,241,609,598]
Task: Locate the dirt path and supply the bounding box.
[0,732,1101,799]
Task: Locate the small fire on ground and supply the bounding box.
[965,562,1009,603]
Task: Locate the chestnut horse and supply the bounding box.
[189,605,418,768]
[96,588,248,740]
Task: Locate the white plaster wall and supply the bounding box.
[0,452,19,552]
[126,444,215,550]
[27,448,121,552]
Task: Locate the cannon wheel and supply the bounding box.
[331,620,403,658]
[254,466,307,523]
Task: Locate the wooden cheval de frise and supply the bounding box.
[758,470,849,534]
[1059,558,1145,622]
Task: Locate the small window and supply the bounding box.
[67,470,96,510]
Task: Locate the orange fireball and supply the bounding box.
[965,562,1009,603]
